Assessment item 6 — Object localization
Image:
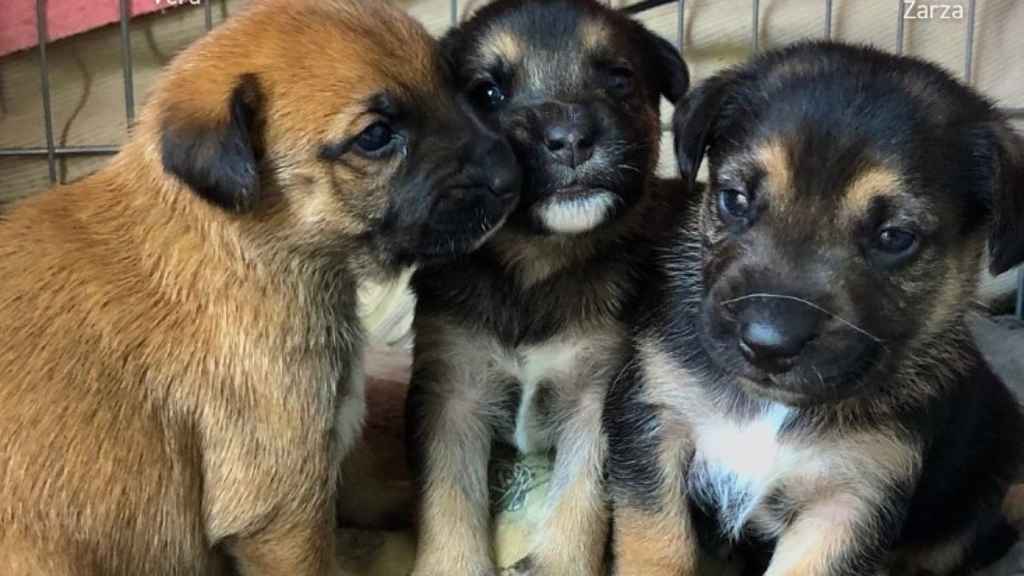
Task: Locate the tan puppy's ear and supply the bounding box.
[160,73,265,213]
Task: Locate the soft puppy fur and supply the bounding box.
[605,41,1024,576]
[0,1,519,573]
[407,1,688,575]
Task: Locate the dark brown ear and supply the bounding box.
[673,75,732,188]
[160,73,265,213]
[638,27,689,104]
[968,121,1024,275]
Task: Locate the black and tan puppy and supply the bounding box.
[0,1,519,573]
[407,1,689,575]
[605,41,1024,576]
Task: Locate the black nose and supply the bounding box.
[542,107,598,169]
[468,135,521,202]
[733,297,823,373]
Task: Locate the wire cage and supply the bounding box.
[0,0,1022,317]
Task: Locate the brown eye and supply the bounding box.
[470,80,507,112]
[606,66,635,98]
[718,188,751,219]
[354,122,397,156]
[876,227,918,255]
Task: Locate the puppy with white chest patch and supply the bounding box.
[406,1,689,575]
[605,42,1024,576]
[0,1,519,573]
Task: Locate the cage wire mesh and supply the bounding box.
[1,0,1022,316]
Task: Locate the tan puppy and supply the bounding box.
[0,1,519,574]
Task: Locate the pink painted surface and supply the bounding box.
[0,0,167,58]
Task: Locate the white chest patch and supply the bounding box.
[496,339,583,454]
[689,403,794,540]
[535,191,616,235]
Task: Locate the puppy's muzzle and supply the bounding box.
[540,104,599,170]
[461,134,521,203]
[726,296,825,374]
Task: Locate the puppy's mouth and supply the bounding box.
[549,184,612,200]
[532,185,618,235]
[730,351,882,407]
[736,375,821,406]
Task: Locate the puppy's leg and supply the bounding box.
[765,435,922,576]
[763,493,906,576]
[610,442,697,576]
[508,386,608,576]
[408,342,497,576]
[229,509,341,576]
[606,376,698,576]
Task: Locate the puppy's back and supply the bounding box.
[0,173,217,574]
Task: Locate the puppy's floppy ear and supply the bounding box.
[160,73,265,213]
[673,75,731,187]
[966,120,1024,275]
[638,28,689,104]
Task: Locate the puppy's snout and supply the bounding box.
[731,297,824,373]
[535,103,599,169]
[544,119,597,168]
[465,135,521,203]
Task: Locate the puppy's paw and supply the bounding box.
[502,556,565,576]
[411,568,497,576]
[500,556,537,576]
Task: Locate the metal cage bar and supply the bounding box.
[678,0,685,57]
[965,0,976,84]
[896,0,906,54]
[0,145,119,158]
[34,0,58,184]
[825,0,833,39]
[119,0,135,125]
[752,0,760,52]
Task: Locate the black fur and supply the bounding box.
[161,74,265,213]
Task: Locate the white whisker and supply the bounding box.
[719,292,885,344]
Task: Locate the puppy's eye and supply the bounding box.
[875,227,918,255]
[354,122,397,156]
[606,66,635,98]
[718,188,752,219]
[470,80,507,112]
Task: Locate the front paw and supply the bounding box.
[411,568,497,576]
[500,556,538,576]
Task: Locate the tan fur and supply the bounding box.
[764,495,868,576]
[839,165,901,218]
[414,323,627,576]
[522,385,609,576]
[610,339,701,576]
[579,18,610,52]
[0,1,452,574]
[755,139,794,207]
[483,30,525,67]
[490,230,602,288]
[1004,484,1024,529]
[614,507,699,576]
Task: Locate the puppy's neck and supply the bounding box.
[491,180,672,288]
[490,228,605,288]
[70,144,359,332]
